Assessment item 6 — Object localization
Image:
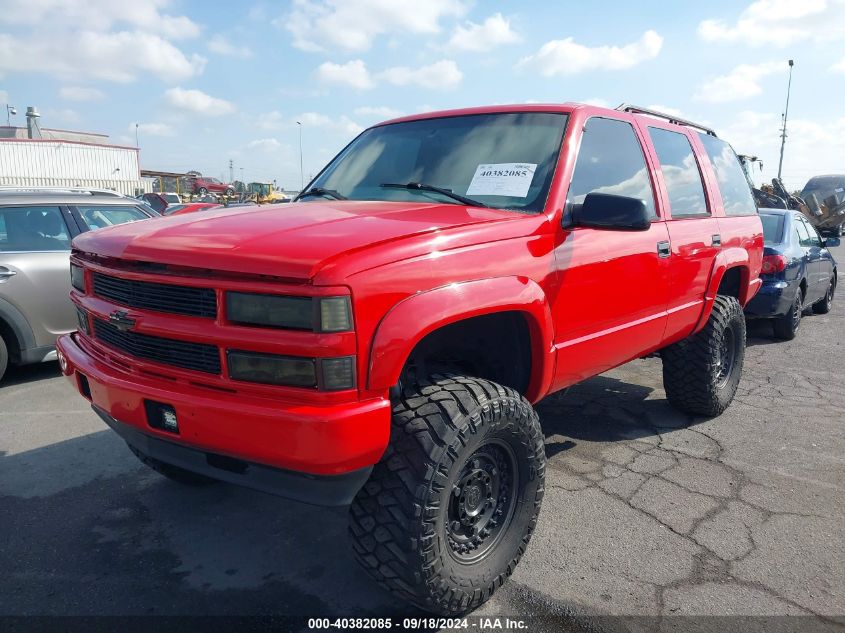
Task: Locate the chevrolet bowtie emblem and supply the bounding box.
[108,310,136,332]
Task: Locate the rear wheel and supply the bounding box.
[128,445,218,486]
[0,334,8,383]
[225,187,234,196]
[773,288,803,340]
[198,187,208,196]
[661,295,746,417]
[349,374,545,615]
[813,277,835,315]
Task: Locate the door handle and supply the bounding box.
[712,234,721,246]
[657,241,671,258]
[0,268,17,279]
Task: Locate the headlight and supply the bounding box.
[70,264,85,292]
[226,292,353,332]
[228,350,317,387]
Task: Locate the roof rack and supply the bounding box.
[0,186,125,197]
[615,104,717,137]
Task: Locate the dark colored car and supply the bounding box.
[191,177,234,197]
[745,208,839,339]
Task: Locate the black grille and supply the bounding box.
[92,272,217,318]
[93,318,221,374]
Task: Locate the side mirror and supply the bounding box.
[824,237,841,248]
[571,193,651,231]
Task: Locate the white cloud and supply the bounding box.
[315,59,375,89]
[0,31,206,83]
[164,88,235,116]
[60,86,105,102]
[45,108,80,124]
[446,13,520,52]
[0,0,200,37]
[717,110,845,191]
[833,57,845,72]
[208,34,252,58]
[698,0,844,47]
[519,30,663,76]
[297,112,364,136]
[379,59,462,89]
[692,62,784,103]
[257,110,286,131]
[130,122,174,137]
[354,106,404,119]
[246,138,282,151]
[280,0,468,52]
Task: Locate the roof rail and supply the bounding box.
[0,186,125,197]
[615,104,717,137]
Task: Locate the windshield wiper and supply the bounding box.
[380,182,488,208]
[298,187,347,201]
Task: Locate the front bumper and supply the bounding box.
[56,333,390,496]
[93,406,372,506]
[744,279,795,318]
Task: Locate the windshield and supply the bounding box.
[306,112,569,213]
[760,213,784,244]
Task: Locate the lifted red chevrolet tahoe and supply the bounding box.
[57,103,763,615]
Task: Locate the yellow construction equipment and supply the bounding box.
[246,182,288,204]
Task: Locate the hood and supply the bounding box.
[72,200,522,280]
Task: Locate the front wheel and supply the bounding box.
[813,277,835,314]
[661,295,746,417]
[0,334,8,383]
[225,187,234,196]
[198,187,208,196]
[349,374,545,615]
[773,288,803,340]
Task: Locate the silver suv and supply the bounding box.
[0,188,156,381]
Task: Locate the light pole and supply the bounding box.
[135,123,140,148]
[297,121,304,191]
[6,104,17,127]
[777,59,794,181]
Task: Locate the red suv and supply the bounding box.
[57,103,763,615]
[191,176,234,196]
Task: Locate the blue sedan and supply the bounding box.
[745,208,839,340]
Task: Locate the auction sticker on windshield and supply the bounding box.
[466,163,537,198]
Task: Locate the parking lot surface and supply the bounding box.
[2,245,844,631]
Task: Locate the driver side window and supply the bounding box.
[567,117,657,219]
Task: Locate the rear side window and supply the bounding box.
[568,117,656,218]
[759,214,784,243]
[698,134,757,216]
[648,127,708,218]
[0,206,71,252]
[75,205,149,230]
[795,217,812,246]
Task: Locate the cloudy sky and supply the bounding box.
[0,0,842,192]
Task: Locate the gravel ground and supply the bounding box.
[1,244,843,632]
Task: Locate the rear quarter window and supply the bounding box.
[759,214,784,243]
[698,134,757,217]
[0,206,71,252]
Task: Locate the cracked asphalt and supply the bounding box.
[1,244,843,632]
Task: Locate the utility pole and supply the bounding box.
[135,123,140,148]
[229,159,234,183]
[777,59,794,181]
[297,121,304,191]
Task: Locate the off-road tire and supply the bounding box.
[128,444,218,486]
[661,295,746,417]
[812,277,835,315]
[0,334,8,383]
[773,288,803,340]
[349,374,545,615]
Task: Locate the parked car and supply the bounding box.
[0,188,156,381]
[58,103,763,615]
[163,202,219,216]
[191,177,234,197]
[745,208,838,339]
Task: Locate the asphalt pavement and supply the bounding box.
[2,245,844,632]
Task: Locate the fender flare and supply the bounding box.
[693,247,754,332]
[367,276,555,402]
[0,297,37,357]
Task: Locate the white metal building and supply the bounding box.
[0,138,149,196]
